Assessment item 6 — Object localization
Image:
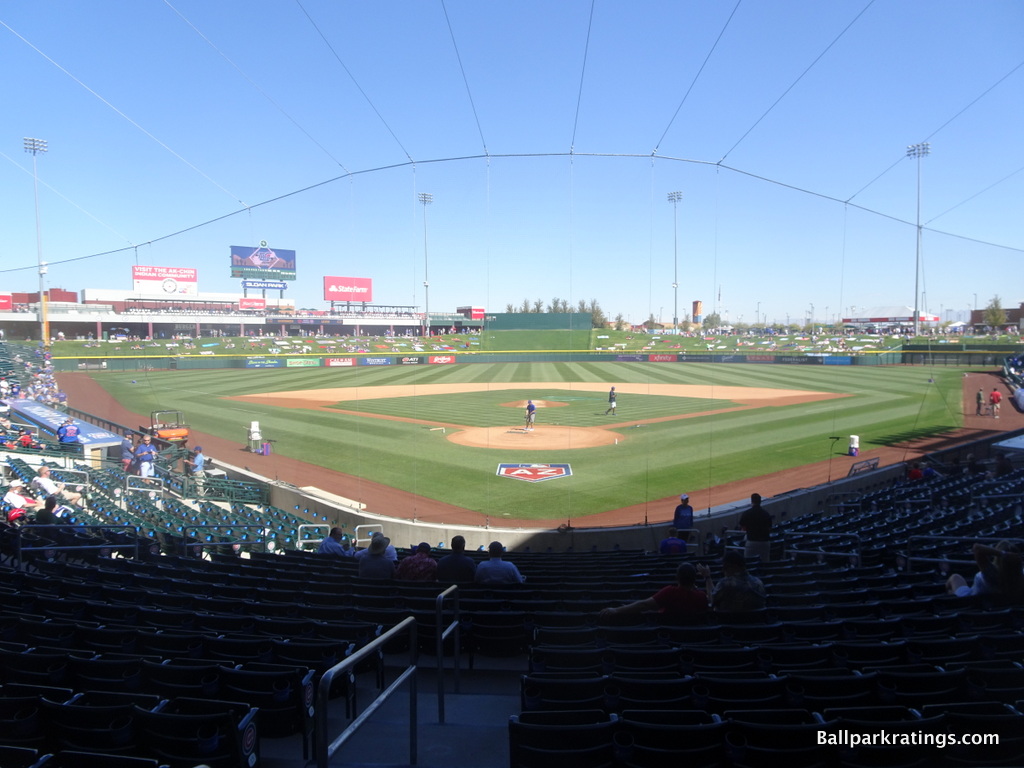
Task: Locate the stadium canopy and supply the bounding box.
[841,307,940,325]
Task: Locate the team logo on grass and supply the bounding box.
[496,463,573,483]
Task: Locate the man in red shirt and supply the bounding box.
[599,562,708,621]
[990,388,1002,418]
[395,542,438,582]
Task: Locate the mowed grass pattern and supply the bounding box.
[93,362,964,519]
[333,388,731,427]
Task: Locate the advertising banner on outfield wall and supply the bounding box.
[747,355,775,363]
[323,276,373,302]
[0,294,11,311]
[400,356,423,365]
[132,265,198,294]
[775,356,823,365]
[429,355,457,365]
[616,354,645,362]
[648,354,677,362]
[360,357,392,366]
[824,356,853,365]
[679,354,714,363]
[286,359,320,367]
[326,358,356,367]
[246,358,284,368]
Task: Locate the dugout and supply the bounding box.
[6,400,121,467]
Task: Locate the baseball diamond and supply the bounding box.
[59,359,1000,524]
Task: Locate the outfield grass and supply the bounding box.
[334,388,732,427]
[89,362,964,519]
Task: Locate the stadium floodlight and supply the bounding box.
[667,191,682,333]
[418,193,433,337]
[906,142,930,336]
[24,138,48,344]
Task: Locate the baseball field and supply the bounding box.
[82,360,966,521]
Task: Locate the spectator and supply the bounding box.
[600,562,708,622]
[475,541,525,585]
[56,418,81,453]
[704,526,728,558]
[705,550,767,613]
[946,542,1024,602]
[31,466,82,506]
[357,534,395,580]
[120,433,135,472]
[134,435,158,478]
[316,527,351,556]
[673,493,694,530]
[396,542,438,581]
[33,496,61,527]
[3,478,43,512]
[354,531,398,562]
[436,535,477,583]
[906,462,924,482]
[659,527,687,555]
[739,492,772,562]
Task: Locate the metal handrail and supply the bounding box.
[181,523,274,555]
[12,523,141,566]
[782,531,863,566]
[316,616,418,768]
[905,535,1024,571]
[297,523,331,551]
[435,585,459,723]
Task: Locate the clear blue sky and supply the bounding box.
[2,1,1021,326]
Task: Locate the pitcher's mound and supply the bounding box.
[447,425,620,450]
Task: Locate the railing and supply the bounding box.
[904,535,1024,571]
[316,616,418,768]
[435,584,460,723]
[782,531,863,566]
[181,524,274,556]
[354,523,384,550]
[11,523,142,567]
[297,523,331,551]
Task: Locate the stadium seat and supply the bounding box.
[217,662,315,754]
[134,696,259,768]
[617,709,725,768]
[521,673,611,712]
[40,690,160,756]
[509,709,618,768]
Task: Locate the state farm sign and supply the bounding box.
[323,276,372,302]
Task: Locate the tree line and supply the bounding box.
[503,298,610,329]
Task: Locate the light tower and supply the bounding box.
[906,142,930,336]
[24,138,48,344]
[667,191,682,333]
[418,192,433,337]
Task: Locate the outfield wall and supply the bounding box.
[55,349,911,373]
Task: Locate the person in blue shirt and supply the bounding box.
[524,400,536,432]
[120,433,135,472]
[56,418,80,453]
[673,493,694,530]
[317,528,352,556]
[134,435,158,478]
[185,445,206,475]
